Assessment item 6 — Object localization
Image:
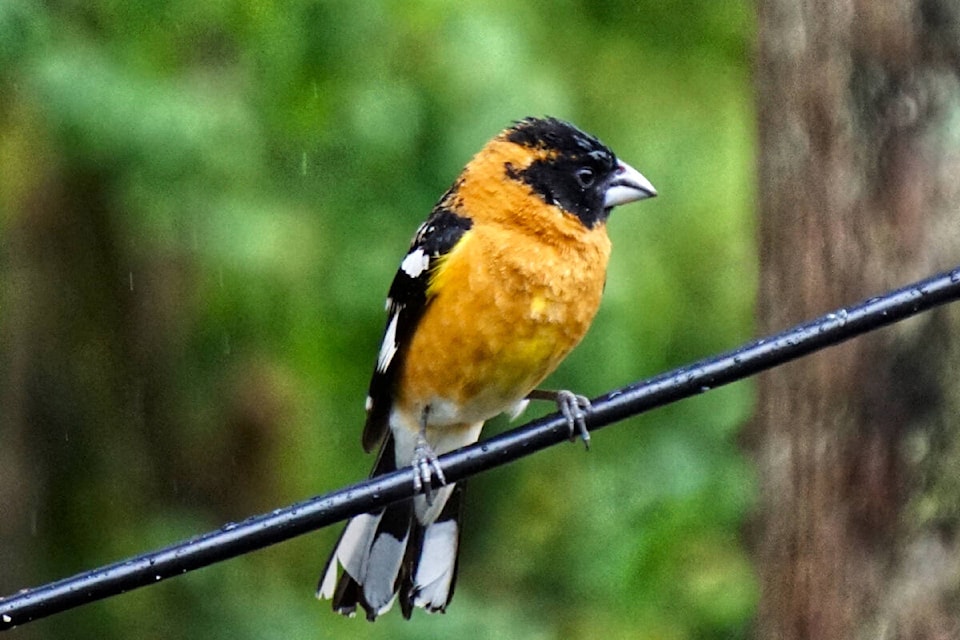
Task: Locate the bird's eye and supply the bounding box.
[575,167,595,188]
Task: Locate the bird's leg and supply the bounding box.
[527,389,592,450]
[411,405,446,505]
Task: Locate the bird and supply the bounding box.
[317,116,656,620]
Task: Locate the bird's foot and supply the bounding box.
[555,390,592,450]
[412,434,446,505]
[527,388,593,449]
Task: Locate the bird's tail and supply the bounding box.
[317,435,464,620]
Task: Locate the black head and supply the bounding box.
[504,117,655,228]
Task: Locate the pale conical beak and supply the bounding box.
[603,161,657,208]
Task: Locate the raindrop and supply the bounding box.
[699,386,711,393]
[827,309,849,326]
[2,614,11,623]
[155,575,162,581]
[301,151,309,177]
[128,271,134,292]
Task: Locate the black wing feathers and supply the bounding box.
[361,206,473,452]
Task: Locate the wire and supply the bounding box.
[3,265,960,631]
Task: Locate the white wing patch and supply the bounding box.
[376,313,400,373]
[400,247,430,278]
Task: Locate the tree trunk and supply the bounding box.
[753,1,960,638]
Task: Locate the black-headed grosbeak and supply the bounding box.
[318,117,656,620]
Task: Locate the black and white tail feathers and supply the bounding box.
[317,435,463,620]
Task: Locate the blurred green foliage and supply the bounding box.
[0,1,756,638]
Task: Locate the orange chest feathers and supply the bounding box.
[396,221,612,423]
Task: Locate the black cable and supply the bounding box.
[3,265,960,631]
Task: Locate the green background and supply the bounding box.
[0,2,757,638]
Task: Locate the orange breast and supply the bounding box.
[395,220,611,427]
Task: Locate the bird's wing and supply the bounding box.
[361,205,473,452]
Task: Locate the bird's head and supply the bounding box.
[499,117,656,228]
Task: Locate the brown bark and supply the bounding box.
[753,1,960,638]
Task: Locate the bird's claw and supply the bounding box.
[556,390,591,450]
[412,436,446,505]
